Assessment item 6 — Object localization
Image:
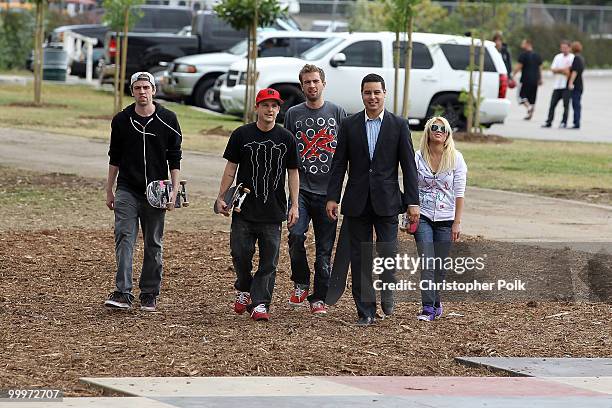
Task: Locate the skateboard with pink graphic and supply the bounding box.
[146,180,189,209]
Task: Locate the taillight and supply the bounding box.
[109,37,117,59]
[498,73,508,98]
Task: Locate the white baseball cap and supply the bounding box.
[130,71,155,91]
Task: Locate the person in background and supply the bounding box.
[512,39,543,120]
[492,32,513,87]
[565,41,585,130]
[542,40,574,128]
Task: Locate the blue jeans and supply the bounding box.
[230,215,281,309]
[571,88,582,128]
[113,188,165,297]
[413,215,453,308]
[288,190,337,303]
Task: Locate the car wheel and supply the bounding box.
[426,94,466,131]
[194,78,223,112]
[275,84,304,122]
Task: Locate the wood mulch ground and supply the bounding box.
[1,228,610,396]
[0,169,610,396]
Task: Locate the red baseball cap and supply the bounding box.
[255,88,284,105]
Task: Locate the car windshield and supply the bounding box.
[228,34,269,56]
[228,39,248,56]
[300,36,344,61]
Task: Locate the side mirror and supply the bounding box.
[330,52,346,68]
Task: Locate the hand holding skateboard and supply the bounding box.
[146,180,189,209]
[214,183,250,216]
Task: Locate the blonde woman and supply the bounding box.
[413,116,467,321]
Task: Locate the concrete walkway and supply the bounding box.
[1,127,611,243]
[2,373,611,407]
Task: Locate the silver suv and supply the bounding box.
[161,31,334,112]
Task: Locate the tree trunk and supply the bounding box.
[243,28,252,124]
[474,36,486,133]
[401,14,413,119]
[250,3,258,123]
[118,9,129,110]
[393,30,399,114]
[33,0,44,106]
[466,35,475,135]
[113,36,121,114]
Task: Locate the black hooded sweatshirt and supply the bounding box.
[108,102,182,196]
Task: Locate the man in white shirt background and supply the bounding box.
[542,40,574,128]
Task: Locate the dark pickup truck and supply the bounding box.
[28,6,193,77]
[100,10,299,86]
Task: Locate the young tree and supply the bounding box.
[29,0,46,106]
[215,0,285,123]
[103,0,143,113]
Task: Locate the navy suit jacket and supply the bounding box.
[326,109,419,217]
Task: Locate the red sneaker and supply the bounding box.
[289,286,309,305]
[234,291,250,314]
[310,300,327,315]
[250,304,270,321]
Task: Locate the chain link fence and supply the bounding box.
[294,0,612,35]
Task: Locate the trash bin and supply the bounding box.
[42,48,69,81]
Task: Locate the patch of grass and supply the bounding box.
[0,69,32,76]
[0,82,242,151]
[409,134,612,204]
[1,83,611,204]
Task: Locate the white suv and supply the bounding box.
[219,32,511,128]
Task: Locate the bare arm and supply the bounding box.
[287,168,299,228]
[538,66,543,85]
[106,164,119,210]
[511,62,522,80]
[568,70,578,89]
[215,161,238,216]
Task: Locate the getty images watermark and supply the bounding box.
[372,253,527,293]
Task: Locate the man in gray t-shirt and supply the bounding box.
[284,64,347,314]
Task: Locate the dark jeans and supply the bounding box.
[288,190,337,303]
[230,215,281,309]
[571,88,582,128]
[546,88,570,125]
[347,197,398,319]
[114,188,165,297]
[413,215,453,308]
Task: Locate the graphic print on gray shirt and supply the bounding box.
[283,101,347,195]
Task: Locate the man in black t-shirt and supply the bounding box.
[216,88,300,322]
[566,41,585,129]
[512,39,543,120]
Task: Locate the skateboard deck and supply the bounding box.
[146,180,189,209]
[214,183,250,215]
[325,217,351,306]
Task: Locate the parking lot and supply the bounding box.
[491,71,611,143]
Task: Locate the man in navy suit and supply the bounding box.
[326,73,419,326]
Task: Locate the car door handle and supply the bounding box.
[422,76,438,82]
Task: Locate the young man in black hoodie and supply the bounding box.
[104,71,183,312]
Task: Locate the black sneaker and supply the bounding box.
[104,291,133,310]
[140,293,157,312]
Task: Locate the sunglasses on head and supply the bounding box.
[430,124,447,133]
